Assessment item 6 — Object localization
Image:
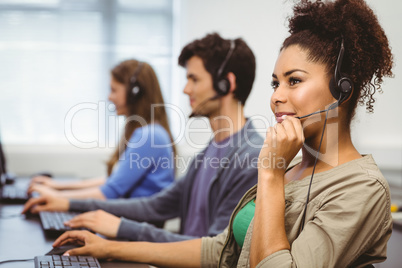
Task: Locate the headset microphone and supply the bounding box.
[189,94,220,118]
[295,101,339,120]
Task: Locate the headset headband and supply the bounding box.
[217,40,235,78]
[130,62,144,85]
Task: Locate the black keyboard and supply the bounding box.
[34,255,101,268]
[39,211,81,235]
[3,185,28,198]
[0,185,29,203]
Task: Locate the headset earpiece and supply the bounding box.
[329,39,353,105]
[329,76,353,104]
[127,62,144,104]
[216,78,230,96]
[214,40,236,96]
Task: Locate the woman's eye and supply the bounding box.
[271,80,279,90]
[289,77,301,86]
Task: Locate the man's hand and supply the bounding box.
[64,210,121,238]
[21,195,69,214]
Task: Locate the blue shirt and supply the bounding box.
[183,133,239,237]
[100,123,174,199]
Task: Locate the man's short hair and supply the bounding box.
[178,33,256,105]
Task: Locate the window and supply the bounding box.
[0,0,175,146]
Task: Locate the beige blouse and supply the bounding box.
[201,155,392,268]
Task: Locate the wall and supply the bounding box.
[4,0,401,180]
[173,0,402,174]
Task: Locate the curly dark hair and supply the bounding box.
[178,33,256,106]
[282,0,393,125]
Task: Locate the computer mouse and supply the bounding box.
[45,244,82,256]
[23,210,38,219]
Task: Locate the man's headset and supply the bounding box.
[296,39,353,119]
[213,39,236,97]
[189,40,236,117]
[127,62,144,104]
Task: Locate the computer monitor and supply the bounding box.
[0,136,8,185]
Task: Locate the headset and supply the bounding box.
[127,62,144,104]
[329,39,353,106]
[298,38,354,233]
[189,40,236,117]
[213,39,236,97]
[296,39,354,120]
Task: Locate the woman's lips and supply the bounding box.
[275,112,296,123]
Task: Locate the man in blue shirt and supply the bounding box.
[23,33,264,242]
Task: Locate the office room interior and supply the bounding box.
[0,0,401,266]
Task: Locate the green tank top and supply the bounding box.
[232,199,255,248]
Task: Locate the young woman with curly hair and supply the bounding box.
[50,0,394,267]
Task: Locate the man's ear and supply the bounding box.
[227,72,237,93]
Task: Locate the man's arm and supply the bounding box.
[207,164,259,237]
[117,218,198,242]
[69,176,187,222]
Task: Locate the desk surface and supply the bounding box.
[0,203,148,268]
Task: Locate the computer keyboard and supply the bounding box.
[3,185,28,199]
[0,185,29,203]
[39,211,81,233]
[34,255,101,268]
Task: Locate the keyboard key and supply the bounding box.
[34,255,101,268]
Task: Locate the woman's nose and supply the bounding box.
[271,86,287,105]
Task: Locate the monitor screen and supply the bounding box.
[0,135,7,177]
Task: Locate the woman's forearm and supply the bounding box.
[108,239,202,268]
[59,186,106,200]
[250,172,290,267]
[54,177,106,190]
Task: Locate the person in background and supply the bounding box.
[34,0,393,267]
[28,60,176,200]
[23,33,264,243]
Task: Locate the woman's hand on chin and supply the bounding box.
[258,115,304,180]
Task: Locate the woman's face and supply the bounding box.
[109,77,128,116]
[270,45,335,124]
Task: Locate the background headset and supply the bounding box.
[296,39,354,119]
[127,62,144,104]
[299,38,354,233]
[213,39,236,97]
[188,40,236,117]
